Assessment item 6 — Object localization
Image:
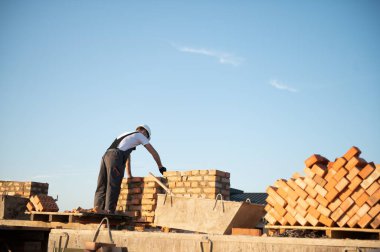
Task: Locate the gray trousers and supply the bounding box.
[94,149,131,212]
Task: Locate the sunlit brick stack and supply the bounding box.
[116,176,165,224]
[265,146,380,229]
[0,181,49,198]
[164,170,230,200]
[28,194,59,212]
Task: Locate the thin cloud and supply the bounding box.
[174,44,243,66]
[270,79,299,93]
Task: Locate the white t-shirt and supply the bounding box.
[116,132,149,151]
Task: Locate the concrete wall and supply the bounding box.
[48,229,380,252]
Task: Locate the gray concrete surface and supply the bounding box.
[48,229,380,252]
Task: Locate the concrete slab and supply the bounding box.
[48,229,380,252]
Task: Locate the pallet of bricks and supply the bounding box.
[0,181,49,198]
[164,169,230,200]
[265,146,380,229]
[116,176,165,225]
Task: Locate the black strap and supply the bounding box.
[107,131,138,150]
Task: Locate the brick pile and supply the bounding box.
[116,177,165,223]
[28,194,59,212]
[0,181,48,198]
[164,170,230,200]
[265,146,380,229]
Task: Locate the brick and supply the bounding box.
[294,213,308,226]
[172,188,186,194]
[308,206,321,219]
[332,157,348,170]
[297,197,309,211]
[313,175,327,187]
[370,214,380,229]
[292,172,302,179]
[142,188,157,194]
[358,163,375,180]
[331,207,345,222]
[337,214,350,227]
[345,157,367,170]
[325,179,338,192]
[346,204,360,218]
[341,197,354,212]
[367,182,380,196]
[287,179,308,199]
[304,167,315,178]
[141,199,156,205]
[180,171,193,176]
[357,213,373,228]
[324,169,337,181]
[208,170,227,177]
[304,154,329,168]
[356,192,370,207]
[328,198,342,212]
[295,204,308,217]
[284,212,297,226]
[141,211,155,217]
[304,177,317,188]
[190,182,199,187]
[325,188,339,202]
[163,171,180,177]
[316,194,329,207]
[232,228,262,236]
[187,188,202,194]
[203,188,219,194]
[295,177,307,190]
[305,185,318,198]
[311,164,328,178]
[141,205,155,211]
[317,204,331,217]
[275,179,299,201]
[265,212,278,225]
[347,214,361,228]
[361,168,380,189]
[306,196,319,209]
[333,167,348,182]
[266,186,286,207]
[187,176,203,181]
[305,213,319,226]
[314,184,327,197]
[334,177,349,192]
[369,204,380,218]
[347,176,362,191]
[339,188,353,202]
[367,188,380,207]
[319,214,334,227]
[346,167,361,181]
[273,202,287,217]
[343,146,361,161]
[357,203,371,218]
[203,176,220,182]
[167,176,182,182]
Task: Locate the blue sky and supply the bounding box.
[1,1,379,210]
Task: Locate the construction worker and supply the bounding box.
[94,124,166,213]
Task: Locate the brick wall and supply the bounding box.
[116,177,165,223]
[116,169,230,225]
[164,169,230,200]
[0,181,49,198]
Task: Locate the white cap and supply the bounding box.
[136,124,151,140]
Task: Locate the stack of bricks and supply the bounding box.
[265,146,380,229]
[164,170,230,200]
[116,177,165,224]
[0,181,49,198]
[28,194,59,212]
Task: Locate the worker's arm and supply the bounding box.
[144,143,163,168]
[126,156,132,178]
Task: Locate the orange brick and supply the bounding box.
[305,154,329,168]
[304,167,315,178]
[295,177,307,190]
[286,195,298,208]
[335,177,349,192]
[369,204,380,218]
[347,176,362,191]
[287,179,308,199]
[305,185,318,198]
[317,204,331,217]
[325,179,338,192]
[311,164,328,178]
[273,202,287,217]
[316,194,329,207]
[346,166,361,181]
[325,188,339,202]
[337,214,350,227]
[332,157,348,170]
[341,197,354,212]
[324,169,337,181]
[232,228,262,236]
[361,168,380,189]
[358,163,375,180]
[295,204,308,218]
[294,213,308,226]
[292,172,302,179]
[305,213,319,226]
[313,174,327,187]
[331,207,345,222]
[328,198,342,212]
[367,188,380,207]
[266,187,286,207]
[347,214,361,228]
[339,188,353,202]
[370,214,380,229]
[345,157,367,170]
[357,203,371,218]
[351,188,365,201]
[284,212,298,226]
[264,212,277,225]
[346,204,360,218]
[319,214,334,227]
[297,197,309,211]
[357,214,373,228]
[308,206,321,219]
[306,196,319,209]
[304,177,317,188]
[333,167,348,182]
[315,184,328,197]
[343,146,361,161]
[356,192,370,207]
[367,182,380,196]
[276,179,299,201]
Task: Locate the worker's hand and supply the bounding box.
[159,167,167,175]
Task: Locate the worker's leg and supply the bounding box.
[104,150,125,213]
[94,154,107,209]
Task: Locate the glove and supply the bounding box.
[159,167,167,175]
